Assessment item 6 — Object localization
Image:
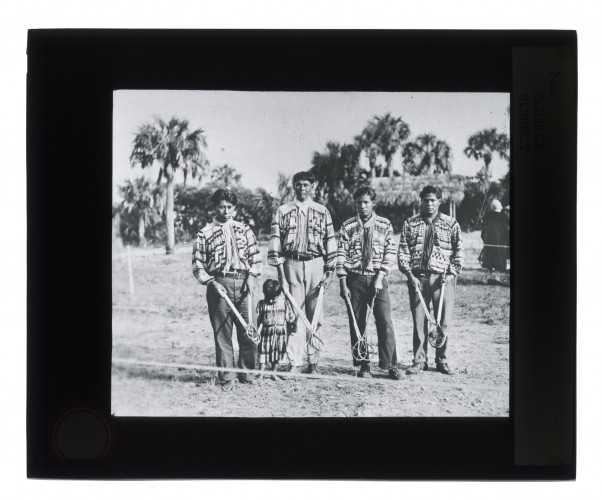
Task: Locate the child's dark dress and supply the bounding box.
[257,296,295,364]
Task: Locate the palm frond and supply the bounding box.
[355,114,411,176]
[371,174,465,207]
[402,133,453,175]
[130,116,210,185]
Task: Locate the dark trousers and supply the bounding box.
[346,273,397,369]
[206,276,257,382]
[407,273,456,365]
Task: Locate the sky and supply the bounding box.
[113,90,509,200]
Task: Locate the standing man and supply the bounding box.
[268,171,337,374]
[192,188,263,391]
[337,187,401,380]
[398,185,464,375]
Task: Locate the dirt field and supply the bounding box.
[112,232,509,417]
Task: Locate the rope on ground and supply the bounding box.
[113,306,161,313]
[112,358,507,392]
[113,357,375,384]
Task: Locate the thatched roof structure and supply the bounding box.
[371,173,465,207]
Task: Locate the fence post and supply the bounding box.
[127,245,135,295]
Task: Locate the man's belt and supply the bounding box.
[285,251,320,262]
[348,270,377,278]
[412,269,441,278]
[213,270,246,279]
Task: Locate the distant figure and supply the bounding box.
[256,279,296,381]
[479,199,509,286]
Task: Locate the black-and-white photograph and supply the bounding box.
[22,21,579,483]
[111,90,510,417]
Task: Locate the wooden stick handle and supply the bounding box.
[283,289,315,334]
[217,289,249,329]
[437,281,446,324]
[363,295,377,337]
[247,290,254,327]
[437,264,451,324]
[343,294,362,339]
[414,285,436,324]
[311,286,325,332]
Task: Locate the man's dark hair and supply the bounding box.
[211,188,238,206]
[263,279,282,298]
[419,185,443,200]
[354,186,377,201]
[292,171,315,185]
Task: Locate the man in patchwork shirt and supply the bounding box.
[337,187,401,380]
[398,185,464,376]
[268,171,337,374]
[193,188,263,391]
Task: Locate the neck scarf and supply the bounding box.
[420,212,439,270]
[357,213,376,272]
[214,217,240,271]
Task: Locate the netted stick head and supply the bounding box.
[304,334,324,356]
[245,325,260,344]
[428,326,447,348]
[352,339,375,362]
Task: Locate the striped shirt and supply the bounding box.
[192,218,262,285]
[397,212,464,276]
[293,200,310,254]
[336,213,397,278]
[268,199,337,271]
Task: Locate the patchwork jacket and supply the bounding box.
[336,214,397,278]
[192,220,262,285]
[397,212,464,276]
[268,200,337,271]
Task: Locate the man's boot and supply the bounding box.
[307,363,320,375]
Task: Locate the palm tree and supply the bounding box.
[311,142,362,200]
[208,163,242,188]
[118,177,161,246]
[356,113,410,177]
[130,117,208,254]
[464,128,509,188]
[402,133,453,176]
[310,141,364,227]
[356,119,380,178]
[253,187,278,238]
[277,173,295,203]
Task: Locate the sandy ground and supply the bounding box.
[112,232,509,417]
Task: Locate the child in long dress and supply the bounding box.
[257,279,296,381]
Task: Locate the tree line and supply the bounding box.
[115,114,509,251]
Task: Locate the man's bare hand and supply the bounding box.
[408,274,422,291]
[209,280,228,297]
[372,273,384,295]
[319,271,333,290]
[339,280,351,300]
[438,274,451,286]
[243,275,258,296]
